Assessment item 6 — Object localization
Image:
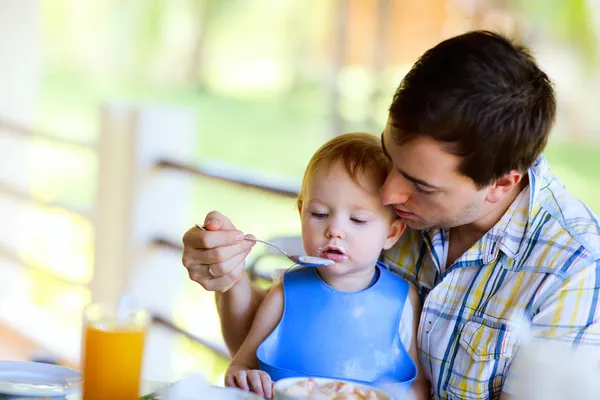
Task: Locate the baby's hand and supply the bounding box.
[225,369,275,398]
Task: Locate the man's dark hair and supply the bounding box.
[389,30,556,188]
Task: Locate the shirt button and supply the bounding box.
[425,320,432,333]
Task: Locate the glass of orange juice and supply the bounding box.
[81,301,150,400]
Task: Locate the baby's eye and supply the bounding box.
[350,218,367,224]
[311,212,328,219]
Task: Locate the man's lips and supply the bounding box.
[393,207,416,219]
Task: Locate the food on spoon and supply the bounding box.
[282,378,385,399]
[298,256,334,265]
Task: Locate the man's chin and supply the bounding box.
[403,219,435,231]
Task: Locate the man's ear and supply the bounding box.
[383,219,407,250]
[486,170,523,204]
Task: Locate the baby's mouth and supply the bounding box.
[319,245,348,262]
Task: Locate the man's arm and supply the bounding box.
[501,260,600,398]
[216,275,267,355]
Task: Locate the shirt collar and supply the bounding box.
[480,156,551,269]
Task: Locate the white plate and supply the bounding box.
[274,377,393,400]
[158,374,263,400]
[0,361,81,398]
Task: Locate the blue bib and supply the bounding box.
[257,262,417,390]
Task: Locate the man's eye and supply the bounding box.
[311,213,328,218]
[415,184,435,195]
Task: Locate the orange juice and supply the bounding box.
[81,303,149,400]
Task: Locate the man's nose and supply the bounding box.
[380,173,411,205]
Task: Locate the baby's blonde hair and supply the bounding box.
[297,132,389,212]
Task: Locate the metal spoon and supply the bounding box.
[195,224,333,267]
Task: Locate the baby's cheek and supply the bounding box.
[356,237,379,256]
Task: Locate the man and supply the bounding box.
[182,31,600,399]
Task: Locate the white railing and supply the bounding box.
[0,105,300,379]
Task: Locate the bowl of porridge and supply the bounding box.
[274,377,392,400]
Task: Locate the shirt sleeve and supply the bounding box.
[503,259,600,395]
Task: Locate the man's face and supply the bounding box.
[380,118,492,230]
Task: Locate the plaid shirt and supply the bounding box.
[383,156,600,400]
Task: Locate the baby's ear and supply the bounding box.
[296,199,303,215]
[383,219,406,250]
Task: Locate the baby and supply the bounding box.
[225,133,427,399]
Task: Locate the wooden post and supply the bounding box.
[92,104,195,309]
[91,105,137,307]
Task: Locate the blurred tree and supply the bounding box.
[113,0,237,87]
[504,0,599,69]
[115,0,164,83]
[186,0,236,90]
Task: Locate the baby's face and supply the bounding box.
[300,162,402,276]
